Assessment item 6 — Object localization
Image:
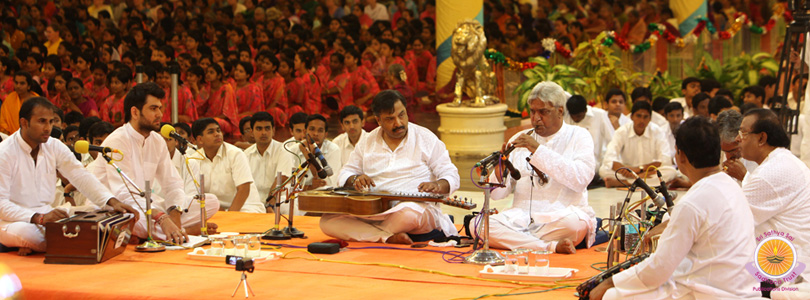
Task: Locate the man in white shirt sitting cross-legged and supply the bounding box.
[588,117,762,300]
[0,98,139,256]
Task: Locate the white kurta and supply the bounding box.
[743,148,810,281]
[89,124,218,240]
[564,106,612,171]
[599,121,677,182]
[244,140,283,201]
[332,130,368,168]
[276,139,342,187]
[0,132,115,251]
[188,143,265,213]
[651,111,669,129]
[482,123,596,252]
[608,173,761,300]
[320,122,460,242]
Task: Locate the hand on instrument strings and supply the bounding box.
[510,133,539,154]
[42,209,69,223]
[159,217,188,245]
[353,174,375,191]
[642,220,668,245]
[418,179,449,194]
[107,198,140,223]
[588,277,614,300]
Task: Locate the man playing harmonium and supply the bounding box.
[588,117,761,300]
[481,81,596,254]
[319,90,460,245]
[0,98,139,255]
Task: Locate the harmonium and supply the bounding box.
[44,211,135,265]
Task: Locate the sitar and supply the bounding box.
[298,190,477,215]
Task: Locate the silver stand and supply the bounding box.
[231,271,255,298]
[135,65,144,83]
[170,65,179,123]
[465,186,505,265]
[135,181,165,252]
[263,172,290,240]
[198,174,208,237]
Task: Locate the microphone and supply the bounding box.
[627,169,666,208]
[656,171,675,209]
[475,129,534,168]
[306,153,328,179]
[161,124,196,147]
[502,159,521,180]
[74,140,121,154]
[307,135,333,177]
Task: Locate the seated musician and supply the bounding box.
[89,83,219,245]
[739,109,810,297]
[482,82,596,254]
[589,117,761,300]
[716,110,758,183]
[0,98,138,256]
[319,90,460,245]
[188,118,265,213]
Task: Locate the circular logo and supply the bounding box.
[755,237,797,278]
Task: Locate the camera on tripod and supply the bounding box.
[226,255,254,273]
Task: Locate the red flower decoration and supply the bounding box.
[719,31,732,40]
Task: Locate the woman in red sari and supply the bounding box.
[48,71,72,111]
[344,49,379,111]
[0,58,14,99]
[256,51,288,129]
[404,38,436,94]
[84,62,110,108]
[232,61,264,119]
[199,64,240,139]
[322,52,353,111]
[185,65,207,116]
[279,58,302,116]
[65,78,100,118]
[99,70,130,127]
[371,39,407,90]
[289,50,322,115]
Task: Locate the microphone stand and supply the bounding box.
[263,171,290,240]
[99,153,164,252]
[465,162,506,265]
[197,174,208,237]
[606,182,637,266]
[261,162,309,240]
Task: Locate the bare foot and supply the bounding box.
[17,247,33,256]
[385,233,413,245]
[555,239,576,254]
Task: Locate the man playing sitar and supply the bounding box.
[318,90,460,245]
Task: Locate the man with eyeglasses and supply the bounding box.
[716,110,758,183]
[480,82,596,254]
[738,108,810,298]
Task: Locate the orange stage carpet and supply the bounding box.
[2,212,608,299]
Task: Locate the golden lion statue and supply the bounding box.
[451,20,497,107]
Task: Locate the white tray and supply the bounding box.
[187,249,282,262]
[479,265,578,281]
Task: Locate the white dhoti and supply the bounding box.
[319,202,456,243]
[475,206,590,252]
[130,194,220,240]
[0,222,46,251]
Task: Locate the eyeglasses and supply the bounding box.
[737,129,751,139]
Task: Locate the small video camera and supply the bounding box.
[225,255,254,273]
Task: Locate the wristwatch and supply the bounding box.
[168,205,183,215]
[63,192,74,198]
